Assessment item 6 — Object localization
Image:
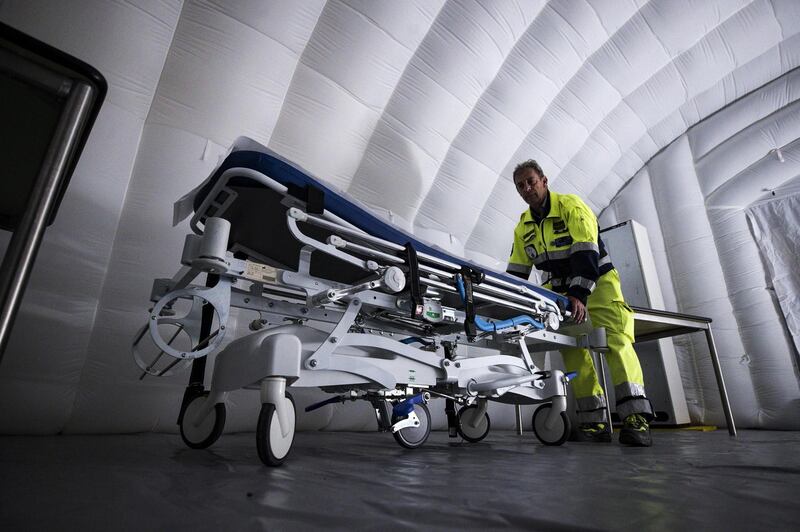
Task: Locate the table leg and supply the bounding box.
[704,327,736,437]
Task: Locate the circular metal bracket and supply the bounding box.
[148,279,231,360]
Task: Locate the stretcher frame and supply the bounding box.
[133,139,608,466]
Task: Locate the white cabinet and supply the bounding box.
[600,220,690,425]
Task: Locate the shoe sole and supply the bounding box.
[619,431,652,447]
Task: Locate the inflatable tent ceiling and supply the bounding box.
[0,0,798,434]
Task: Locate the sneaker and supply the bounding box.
[574,422,612,443]
[619,414,652,447]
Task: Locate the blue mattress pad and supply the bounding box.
[194,141,568,310]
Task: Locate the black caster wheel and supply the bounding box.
[257,392,296,466]
[391,402,431,449]
[180,392,226,449]
[532,403,570,446]
[457,405,491,443]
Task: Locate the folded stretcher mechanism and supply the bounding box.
[133,137,607,466]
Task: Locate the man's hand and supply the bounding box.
[568,295,587,324]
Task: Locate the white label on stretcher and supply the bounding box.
[243,261,278,283]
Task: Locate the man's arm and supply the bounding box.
[566,248,599,303]
[564,200,601,306]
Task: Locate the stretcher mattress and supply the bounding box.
[189,138,568,309]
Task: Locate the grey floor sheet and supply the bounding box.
[1,429,798,531]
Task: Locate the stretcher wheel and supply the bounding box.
[180,392,226,449]
[392,403,431,449]
[532,403,570,446]
[257,392,296,466]
[457,405,491,443]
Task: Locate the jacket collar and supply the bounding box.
[522,190,562,224]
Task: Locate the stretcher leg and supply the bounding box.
[176,274,217,425]
[368,396,392,431]
[445,398,458,437]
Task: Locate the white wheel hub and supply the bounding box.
[269,397,295,459]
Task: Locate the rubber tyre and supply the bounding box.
[180,392,226,449]
[456,405,491,443]
[391,403,431,449]
[257,392,296,467]
[532,403,571,446]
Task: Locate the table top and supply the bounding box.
[630,305,711,343]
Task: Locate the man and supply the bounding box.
[506,159,653,446]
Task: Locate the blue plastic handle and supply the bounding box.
[400,336,433,346]
[392,393,426,417]
[455,274,544,332]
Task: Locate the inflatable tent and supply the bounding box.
[1,1,799,528]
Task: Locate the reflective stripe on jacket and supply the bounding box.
[506,190,613,304]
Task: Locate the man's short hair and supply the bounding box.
[513,159,544,179]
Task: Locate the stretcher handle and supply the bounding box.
[455,274,545,332]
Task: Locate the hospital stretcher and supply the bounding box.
[133,137,606,466]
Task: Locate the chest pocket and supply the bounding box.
[544,218,573,251]
[552,219,568,235]
[551,235,573,247]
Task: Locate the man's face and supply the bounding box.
[514,167,548,208]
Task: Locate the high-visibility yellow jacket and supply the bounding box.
[507,190,613,304]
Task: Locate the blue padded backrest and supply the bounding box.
[197,147,567,307]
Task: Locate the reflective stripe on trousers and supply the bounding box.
[560,269,652,422]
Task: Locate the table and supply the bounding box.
[630,306,736,436]
[515,306,737,437]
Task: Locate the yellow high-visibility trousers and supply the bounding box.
[560,269,650,422]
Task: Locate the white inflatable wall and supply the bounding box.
[1,0,798,434]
